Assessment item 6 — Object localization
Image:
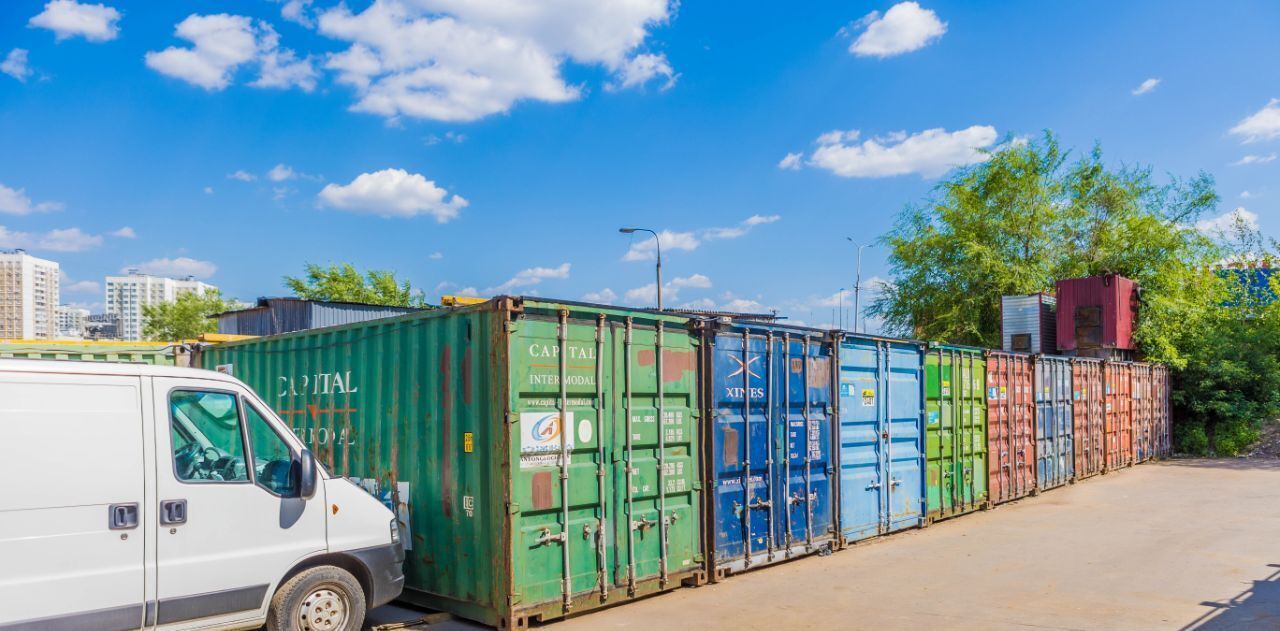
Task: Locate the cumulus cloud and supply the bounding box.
[1231,153,1276,166]
[29,0,121,42]
[800,125,997,178]
[60,271,100,294]
[1131,78,1160,96]
[847,2,946,58]
[318,168,467,221]
[582,288,618,304]
[778,152,802,170]
[228,169,257,181]
[1229,99,1280,144]
[721,297,764,313]
[110,226,136,238]
[126,257,217,279]
[623,274,712,305]
[1240,191,1253,199]
[0,226,102,252]
[316,0,675,122]
[145,14,316,92]
[485,263,570,294]
[268,163,296,181]
[622,215,782,261]
[2,49,32,82]
[0,183,63,215]
[428,251,444,260]
[280,0,314,28]
[1196,207,1259,236]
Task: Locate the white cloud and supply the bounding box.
[268,163,296,181]
[146,14,316,92]
[485,262,570,294]
[1240,191,1253,199]
[280,0,314,28]
[2,49,32,82]
[1231,153,1276,166]
[805,125,998,178]
[126,257,217,279]
[1196,207,1259,236]
[624,283,659,305]
[110,226,136,238]
[29,0,121,42]
[316,0,675,122]
[1229,99,1280,144]
[670,273,712,289]
[848,2,946,58]
[272,186,291,201]
[778,152,802,170]
[228,169,257,181]
[0,183,63,215]
[623,274,711,305]
[318,168,467,221]
[679,297,717,310]
[428,251,444,260]
[425,131,467,145]
[60,271,100,294]
[622,215,781,260]
[0,226,102,252]
[582,288,617,304]
[204,186,214,194]
[721,298,764,313]
[1131,78,1160,96]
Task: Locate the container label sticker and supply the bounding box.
[215,363,233,376]
[927,410,940,425]
[462,495,474,518]
[463,432,474,453]
[519,411,574,468]
[862,389,875,407]
[942,380,951,397]
[578,419,593,444]
[1000,386,1008,400]
[987,387,999,399]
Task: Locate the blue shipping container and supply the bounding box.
[1034,355,1075,490]
[837,334,926,544]
[699,321,837,579]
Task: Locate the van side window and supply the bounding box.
[169,390,249,483]
[245,403,297,496]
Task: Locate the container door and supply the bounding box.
[838,337,882,543]
[924,352,947,517]
[708,330,777,570]
[884,342,924,532]
[962,353,988,510]
[777,333,835,553]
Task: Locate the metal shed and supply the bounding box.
[211,297,424,336]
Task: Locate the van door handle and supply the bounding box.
[109,503,139,530]
[160,499,187,525]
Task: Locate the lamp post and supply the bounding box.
[620,227,662,310]
[846,237,869,333]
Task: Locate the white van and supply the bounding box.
[0,359,404,630]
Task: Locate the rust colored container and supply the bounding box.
[1071,358,1105,479]
[1104,361,1135,470]
[1153,365,1171,458]
[1131,363,1156,463]
[985,351,1035,505]
[1056,274,1139,358]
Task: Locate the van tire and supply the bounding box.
[267,565,367,631]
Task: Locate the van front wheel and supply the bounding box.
[267,565,367,631]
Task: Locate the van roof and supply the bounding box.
[0,357,239,384]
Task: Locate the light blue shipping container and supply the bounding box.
[837,334,926,544]
[1034,355,1075,490]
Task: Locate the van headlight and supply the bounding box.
[390,519,401,545]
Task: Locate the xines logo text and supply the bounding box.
[724,356,764,399]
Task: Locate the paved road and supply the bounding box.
[369,458,1280,630]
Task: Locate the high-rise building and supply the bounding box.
[104,270,217,340]
[56,305,91,339]
[0,249,60,340]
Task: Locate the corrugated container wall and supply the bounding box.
[985,352,1035,505]
[1000,294,1057,354]
[924,345,988,521]
[698,320,837,579]
[0,342,184,366]
[1153,365,1171,458]
[1131,363,1156,463]
[1104,361,1135,470]
[197,298,704,628]
[1033,355,1074,490]
[215,298,423,336]
[1071,359,1105,479]
[1055,275,1139,358]
[837,335,925,544]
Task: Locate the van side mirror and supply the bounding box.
[297,449,318,499]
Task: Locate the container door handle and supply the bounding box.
[109,503,139,530]
[160,499,187,525]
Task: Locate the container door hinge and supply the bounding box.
[691,481,703,491]
[507,502,520,514]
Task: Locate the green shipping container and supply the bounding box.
[196,297,704,628]
[924,344,988,521]
[0,342,183,366]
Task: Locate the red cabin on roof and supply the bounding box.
[1055,274,1139,359]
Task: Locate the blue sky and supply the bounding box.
[1,1,1278,329]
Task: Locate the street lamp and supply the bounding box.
[620,227,663,310]
[846,237,870,333]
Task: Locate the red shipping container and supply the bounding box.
[1131,363,1156,463]
[1072,358,1105,479]
[1056,274,1139,356]
[1104,361,1135,470]
[986,352,1036,505]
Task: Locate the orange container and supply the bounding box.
[986,351,1036,505]
[1104,361,1135,470]
[1071,358,1105,479]
[1131,363,1156,463]
[1153,365,1171,459]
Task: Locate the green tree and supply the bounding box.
[870,133,1221,367]
[284,263,426,307]
[142,290,233,341]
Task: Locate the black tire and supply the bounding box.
[267,565,367,631]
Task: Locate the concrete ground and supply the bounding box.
[368,458,1280,631]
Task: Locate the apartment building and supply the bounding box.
[0,249,60,340]
[105,270,216,340]
[56,305,91,339]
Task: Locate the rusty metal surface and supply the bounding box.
[1072,358,1106,480]
[986,351,1035,505]
[1104,361,1135,471]
[1034,355,1074,490]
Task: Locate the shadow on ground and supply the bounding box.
[1158,457,1280,472]
[1182,564,1280,630]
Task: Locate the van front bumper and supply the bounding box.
[350,541,406,608]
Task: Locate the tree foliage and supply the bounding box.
[284,263,426,307]
[142,290,233,341]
